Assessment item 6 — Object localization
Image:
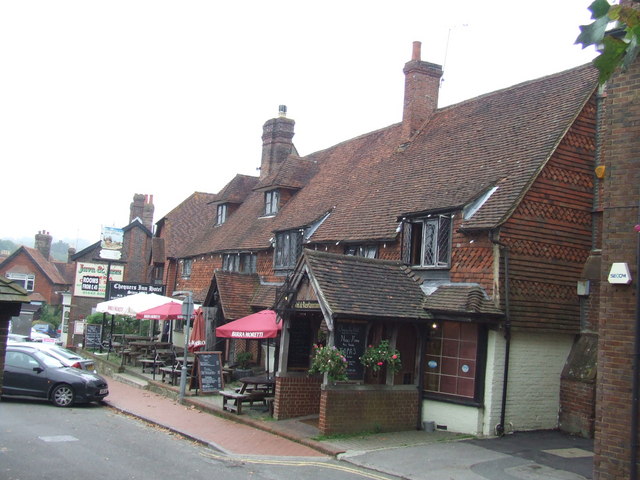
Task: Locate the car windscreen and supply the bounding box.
[32,350,66,368]
[46,346,82,360]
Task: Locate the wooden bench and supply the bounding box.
[220,390,249,414]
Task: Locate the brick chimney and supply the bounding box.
[260,105,295,179]
[129,193,154,231]
[143,194,154,232]
[34,230,52,260]
[402,41,443,141]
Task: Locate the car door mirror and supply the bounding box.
[33,367,44,374]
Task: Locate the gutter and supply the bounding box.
[491,231,511,437]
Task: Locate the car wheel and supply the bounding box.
[51,384,75,407]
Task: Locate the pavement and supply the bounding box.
[102,369,595,480]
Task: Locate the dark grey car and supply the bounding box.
[2,345,109,407]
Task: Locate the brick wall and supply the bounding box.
[560,379,595,437]
[319,386,419,435]
[594,43,640,480]
[274,374,322,419]
[0,253,61,305]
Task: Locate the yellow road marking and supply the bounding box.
[200,450,394,480]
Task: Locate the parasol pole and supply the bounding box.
[173,290,193,404]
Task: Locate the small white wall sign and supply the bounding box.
[608,263,632,285]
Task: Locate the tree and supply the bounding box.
[576,0,640,84]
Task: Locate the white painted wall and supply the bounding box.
[422,329,574,436]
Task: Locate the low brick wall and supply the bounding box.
[560,378,595,438]
[319,385,419,435]
[274,374,322,419]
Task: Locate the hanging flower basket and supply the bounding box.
[308,344,348,382]
[360,340,401,373]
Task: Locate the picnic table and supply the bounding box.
[220,375,275,415]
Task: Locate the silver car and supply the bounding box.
[8,342,97,373]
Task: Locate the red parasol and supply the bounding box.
[135,301,184,320]
[215,310,281,339]
[188,307,206,352]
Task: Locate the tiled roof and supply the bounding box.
[180,63,598,256]
[209,175,259,204]
[0,277,30,303]
[183,192,278,255]
[423,284,504,318]
[23,247,69,285]
[277,64,598,241]
[53,261,76,285]
[302,249,430,320]
[250,283,277,309]
[215,271,259,320]
[254,156,319,191]
[155,192,218,259]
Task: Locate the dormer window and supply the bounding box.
[265,190,279,216]
[405,214,452,268]
[216,204,227,225]
[274,229,302,271]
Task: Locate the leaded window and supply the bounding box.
[274,230,302,270]
[407,215,452,268]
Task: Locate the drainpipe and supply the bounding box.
[417,324,428,430]
[491,232,511,437]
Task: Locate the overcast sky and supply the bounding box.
[0,0,598,248]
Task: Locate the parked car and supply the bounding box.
[2,344,109,407]
[7,333,29,343]
[29,328,63,346]
[32,323,58,338]
[9,341,97,373]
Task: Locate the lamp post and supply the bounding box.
[173,290,193,403]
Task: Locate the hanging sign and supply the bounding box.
[100,226,124,260]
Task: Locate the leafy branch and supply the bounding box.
[576,0,640,83]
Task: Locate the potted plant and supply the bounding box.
[360,340,401,374]
[233,351,253,380]
[308,344,348,382]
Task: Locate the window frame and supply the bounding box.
[408,214,452,268]
[274,230,303,271]
[423,321,487,406]
[344,244,378,258]
[222,253,257,273]
[6,272,35,292]
[216,204,227,225]
[181,258,193,279]
[264,190,279,216]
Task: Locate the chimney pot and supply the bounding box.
[412,41,421,61]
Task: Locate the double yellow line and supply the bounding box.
[200,450,395,480]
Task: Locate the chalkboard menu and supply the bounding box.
[191,351,223,393]
[287,319,312,370]
[335,322,367,379]
[85,324,102,349]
